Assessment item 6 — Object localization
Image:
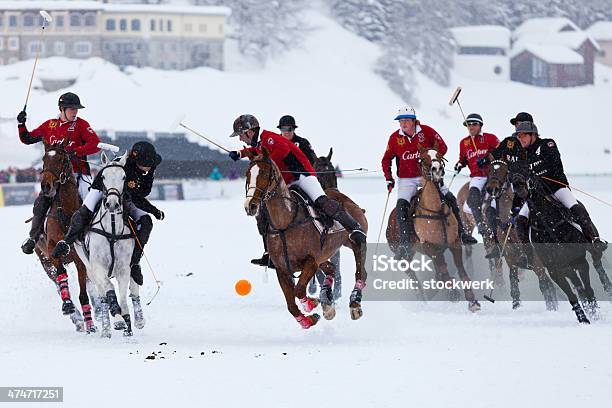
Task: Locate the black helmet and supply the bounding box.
[463,113,483,127]
[277,115,298,129]
[510,112,533,126]
[230,114,260,138]
[58,92,85,109]
[129,141,162,167]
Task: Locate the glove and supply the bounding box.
[386,178,395,193]
[153,208,165,220]
[229,151,241,161]
[510,206,521,225]
[476,157,489,168]
[17,111,27,125]
[454,162,463,173]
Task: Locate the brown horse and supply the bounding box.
[34,142,96,332]
[386,146,480,311]
[243,148,368,329]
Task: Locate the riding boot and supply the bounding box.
[21,194,52,254]
[570,204,608,253]
[130,215,153,286]
[484,205,501,259]
[444,192,477,245]
[315,196,367,245]
[397,198,415,258]
[51,206,93,258]
[515,215,534,269]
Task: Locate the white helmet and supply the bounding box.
[394,105,416,120]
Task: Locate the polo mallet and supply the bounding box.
[483,223,513,303]
[179,122,231,153]
[374,190,392,256]
[448,86,478,158]
[23,10,53,112]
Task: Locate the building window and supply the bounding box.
[150,19,155,31]
[532,58,546,79]
[70,13,82,27]
[458,46,505,56]
[131,19,141,31]
[74,41,92,56]
[56,15,64,27]
[9,15,17,27]
[120,19,127,31]
[106,19,116,31]
[8,37,19,50]
[159,19,163,32]
[28,41,44,55]
[23,13,35,27]
[199,24,207,33]
[84,14,95,27]
[103,43,111,51]
[167,20,172,32]
[185,23,192,32]
[54,41,65,55]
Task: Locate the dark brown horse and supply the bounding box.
[484,159,558,309]
[243,148,368,329]
[34,142,95,332]
[386,146,480,311]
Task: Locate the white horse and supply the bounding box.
[74,153,145,337]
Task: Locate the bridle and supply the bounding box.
[246,158,283,204]
[41,146,73,187]
[99,164,126,214]
[487,159,511,199]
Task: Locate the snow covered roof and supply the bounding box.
[451,25,511,49]
[513,31,600,53]
[0,1,231,16]
[587,21,612,41]
[511,44,584,64]
[514,17,580,39]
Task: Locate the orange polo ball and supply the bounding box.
[235,279,252,296]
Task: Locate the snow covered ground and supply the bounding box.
[1,177,611,407]
[1,11,612,173]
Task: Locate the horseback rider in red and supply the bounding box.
[454,113,501,257]
[382,106,477,258]
[228,114,367,267]
[18,92,100,255]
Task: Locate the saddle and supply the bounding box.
[288,186,345,236]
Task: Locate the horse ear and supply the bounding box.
[100,151,109,166]
[327,148,333,161]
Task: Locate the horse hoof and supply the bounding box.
[113,315,126,330]
[309,313,321,326]
[322,303,336,320]
[62,299,75,315]
[75,322,85,332]
[134,318,146,330]
[350,304,363,320]
[101,329,111,339]
[300,297,320,313]
[87,325,97,334]
[512,300,521,310]
[546,301,558,312]
[123,329,133,337]
[468,300,481,312]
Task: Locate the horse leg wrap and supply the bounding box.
[300,297,318,313]
[295,314,314,329]
[57,273,70,301]
[105,290,121,317]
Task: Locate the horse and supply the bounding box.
[482,160,558,310]
[73,153,144,337]
[243,148,368,328]
[509,162,598,324]
[35,141,97,332]
[386,145,481,312]
[307,148,343,301]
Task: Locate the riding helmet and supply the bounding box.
[509,112,533,126]
[230,114,260,138]
[129,141,162,167]
[463,113,483,127]
[277,115,298,129]
[58,92,85,109]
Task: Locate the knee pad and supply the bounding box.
[315,196,341,216]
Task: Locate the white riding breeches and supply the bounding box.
[75,173,92,200]
[397,177,448,202]
[289,175,326,202]
[519,187,578,217]
[83,188,147,221]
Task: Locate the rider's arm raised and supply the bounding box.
[18,120,47,145]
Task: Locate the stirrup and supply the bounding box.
[250,253,276,269]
